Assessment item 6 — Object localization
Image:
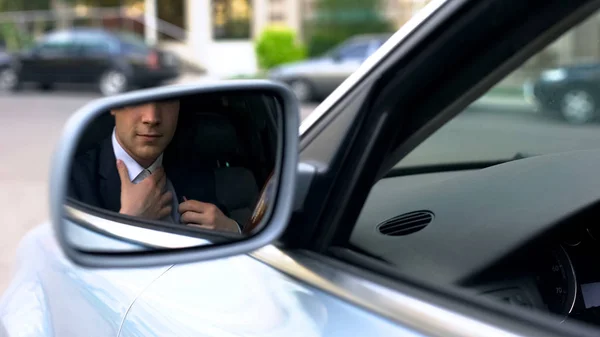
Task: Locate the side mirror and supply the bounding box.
[50,80,299,268]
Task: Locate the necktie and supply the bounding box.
[133,169,179,223]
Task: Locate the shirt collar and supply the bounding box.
[112,128,163,182]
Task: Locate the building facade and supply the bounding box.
[141,0,432,76]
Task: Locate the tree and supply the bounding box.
[305,0,394,57]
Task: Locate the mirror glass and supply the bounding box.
[64,91,282,251]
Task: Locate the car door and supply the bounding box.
[19,31,75,84]
[117,0,600,336]
[119,253,422,337]
[17,0,600,336]
[122,0,600,336]
[0,222,171,337]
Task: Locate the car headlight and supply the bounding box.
[541,68,567,82]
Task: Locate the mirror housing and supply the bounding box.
[50,80,299,268]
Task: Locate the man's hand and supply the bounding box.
[178,198,239,233]
[116,159,173,220]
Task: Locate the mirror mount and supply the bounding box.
[50,80,300,268]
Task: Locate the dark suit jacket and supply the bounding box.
[68,136,230,222]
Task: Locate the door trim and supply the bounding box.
[251,246,524,337]
[249,246,600,337]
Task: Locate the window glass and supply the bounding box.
[74,33,116,54]
[117,32,149,53]
[393,11,600,170]
[38,31,74,52]
[367,38,388,57]
[157,0,186,41]
[349,8,600,330]
[336,41,370,60]
[212,0,252,40]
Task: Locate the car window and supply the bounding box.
[74,32,117,54]
[116,32,149,53]
[367,38,387,57]
[37,31,75,53]
[335,41,370,60]
[344,6,600,333]
[393,11,600,170]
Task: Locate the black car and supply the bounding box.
[0,45,12,83]
[524,63,600,124]
[0,28,180,95]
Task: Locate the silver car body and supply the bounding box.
[0,221,426,337]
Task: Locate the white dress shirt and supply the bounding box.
[111,128,242,233]
[111,128,180,223]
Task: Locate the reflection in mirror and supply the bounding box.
[65,91,281,250]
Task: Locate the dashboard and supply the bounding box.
[350,148,600,327]
[468,220,600,326]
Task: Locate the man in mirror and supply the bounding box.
[69,100,243,234]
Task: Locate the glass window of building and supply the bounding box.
[212,0,252,40]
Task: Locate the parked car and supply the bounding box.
[5,1,600,337]
[267,33,391,102]
[0,28,180,96]
[524,63,600,124]
[0,46,13,88]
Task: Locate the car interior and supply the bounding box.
[350,150,600,322]
[349,81,600,327]
[324,1,600,328]
[72,92,279,228]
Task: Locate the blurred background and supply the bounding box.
[1,0,600,295]
[0,0,432,295]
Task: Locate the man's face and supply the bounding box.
[111,100,180,166]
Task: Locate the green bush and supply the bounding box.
[0,23,36,51]
[306,17,393,57]
[255,26,306,70]
[305,0,394,57]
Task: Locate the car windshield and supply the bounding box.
[395,11,600,170]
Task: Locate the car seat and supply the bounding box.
[170,112,260,227]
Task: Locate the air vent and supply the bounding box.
[377,210,434,236]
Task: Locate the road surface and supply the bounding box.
[1,89,600,295]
